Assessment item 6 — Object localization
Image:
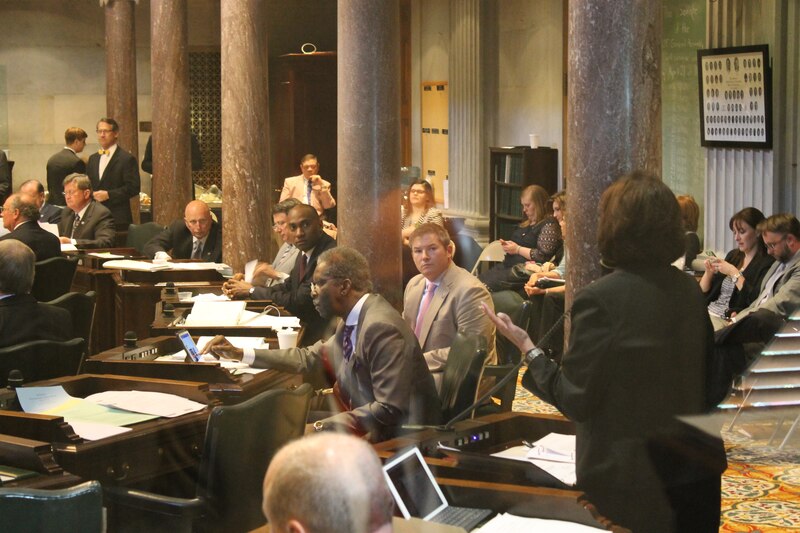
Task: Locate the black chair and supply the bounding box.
[106,383,313,533]
[452,233,483,273]
[31,256,78,302]
[45,291,97,357]
[0,481,103,533]
[126,222,165,255]
[0,338,85,387]
[439,332,487,422]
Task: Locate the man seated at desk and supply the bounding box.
[20,179,61,224]
[0,240,71,347]
[143,200,222,262]
[57,173,116,249]
[207,247,441,442]
[224,204,336,346]
[0,193,61,261]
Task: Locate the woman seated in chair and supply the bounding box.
[700,207,774,330]
[401,179,444,245]
[479,184,562,291]
[676,194,701,269]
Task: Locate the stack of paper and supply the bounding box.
[103,259,171,272]
[491,432,577,486]
[478,513,601,532]
[184,300,246,326]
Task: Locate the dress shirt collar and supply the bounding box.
[345,293,370,327]
[75,202,91,221]
[12,219,33,231]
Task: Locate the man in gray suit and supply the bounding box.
[46,127,87,206]
[206,246,441,442]
[403,223,496,390]
[57,173,116,249]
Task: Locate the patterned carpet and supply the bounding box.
[511,373,800,531]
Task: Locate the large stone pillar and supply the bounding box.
[566,1,662,302]
[448,0,489,237]
[150,0,192,225]
[103,0,140,223]
[338,0,403,307]
[220,0,271,272]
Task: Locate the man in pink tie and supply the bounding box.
[402,223,496,390]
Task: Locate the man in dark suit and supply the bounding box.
[57,173,116,249]
[224,204,336,346]
[0,150,10,205]
[0,240,71,348]
[208,247,441,442]
[0,193,61,261]
[86,118,140,226]
[20,179,61,224]
[143,200,222,262]
[46,127,87,207]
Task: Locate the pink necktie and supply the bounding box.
[414,283,437,338]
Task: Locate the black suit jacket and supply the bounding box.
[0,151,10,205]
[46,148,86,206]
[87,146,140,225]
[38,203,62,224]
[0,294,72,348]
[57,201,116,249]
[253,232,337,346]
[0,221,61,261]
[143,219,222,262]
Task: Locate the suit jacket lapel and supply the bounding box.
[417,268,452,347]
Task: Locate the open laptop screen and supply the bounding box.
[382,447,448,520]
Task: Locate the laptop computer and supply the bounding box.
[382,447,493,531]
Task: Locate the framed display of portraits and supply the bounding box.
[697,44,772,149]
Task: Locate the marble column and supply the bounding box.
[338,0,403,308]
[103,0,140,223]
[150,0,192,225]
[447,0,489,238]
[220,0,271,272]
[566,1,662,302]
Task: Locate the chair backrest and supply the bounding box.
[197,383,313,532]
[31,256,78,302]
[452,233,483,273]
[470,240,506,275]
[0,337,86,387]
[491,290,532,365]
[45,291,97,355]
[439,332,487,422]
[126,222,165,255]
[0,480,103,533]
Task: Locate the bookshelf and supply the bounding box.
[489,147,558,241]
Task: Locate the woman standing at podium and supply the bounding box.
[483,172,727,533]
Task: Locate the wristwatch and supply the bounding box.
[731,270,743,285]
[313,420,325,432]
[249,287,255,296]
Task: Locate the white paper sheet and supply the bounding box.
[39,221,60,237]
[103,259,170,271]
[84,390,207,418]
[527,433,576,463]
[60,243,78,252]
[477,513,600,532]
[88,252,125,259]
[184,300,246,326]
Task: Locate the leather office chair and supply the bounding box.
[31,256,78,302]
[0,338,85,387]
[0,481,103,533]
[439,332,487,422]
[106,383,314,533]
[45,291,97,358]
[126,222,165,255]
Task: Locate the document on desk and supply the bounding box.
[491,432,577,486]
[60,243,78,252]
[185,300,246,326]
[89,252,126,259]
[103,259,171,271]
[85,391,207,418]
[477,513,600,532]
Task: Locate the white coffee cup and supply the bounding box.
[529,134,540,149]
[277,328,299,349]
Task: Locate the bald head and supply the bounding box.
[263,434,394,533]
[19,180,46,208]
[183,200,213,240]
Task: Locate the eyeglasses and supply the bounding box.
[96,129,114,134]
[764,235,786,250]
[409,189,427,195]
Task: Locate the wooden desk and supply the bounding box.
[0,434,83,489]
[150,301,284,341]
[84,336,300,404]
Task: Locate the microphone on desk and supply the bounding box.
[0,370,23,410]
[7,369,23,388]
[123,331,138,348]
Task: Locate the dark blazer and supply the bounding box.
[0,294,72,348]
[252,294,441,442]
[704,249,774,314]
[143,219,222,262]
[523,266,727,532]
[38,203,62,224]
[0,150,10,205]
[253,231,337,346]
[46,148,86,206]
[0,221,61,261]
[87,146,140,225]
[57,201,116,249]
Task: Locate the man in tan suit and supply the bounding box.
[403,223,496,390]
[278,153,335,217]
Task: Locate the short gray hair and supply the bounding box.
[317,247,373,293]
[0,240,36,294]
[9,193,40,222]
[63,173,92,191]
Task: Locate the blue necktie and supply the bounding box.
[342,325,355,361]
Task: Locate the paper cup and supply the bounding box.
[529,134,540,149]
[277,329,299,349]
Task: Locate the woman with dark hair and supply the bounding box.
[482,172,726,533]
[676,194,701,268]
[478,184,562,291]
[401,179,443,245]
[701,207,774,330]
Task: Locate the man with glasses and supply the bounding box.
[86,118,140,226]
[279,154,335,217]
[0,193,61,261]
[143,200,222,262]
[57,173,115,249]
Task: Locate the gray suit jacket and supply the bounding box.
[252,294,441,441]
[404,263,497,382]
[736,248,800,320]
[57,201,116,249]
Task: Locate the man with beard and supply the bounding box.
[205,246,441,442]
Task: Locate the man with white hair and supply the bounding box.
[262,433,394,533]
